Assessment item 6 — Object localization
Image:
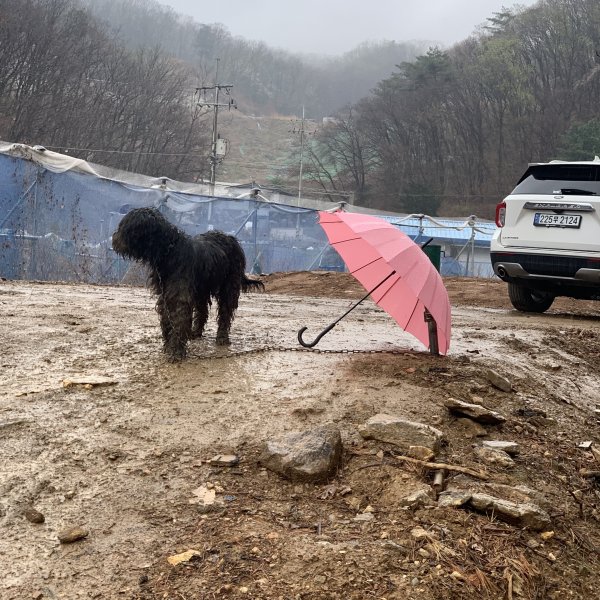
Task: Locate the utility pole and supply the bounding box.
[196,59,236,195]
[291,106,315,204]
[298,105,305,202]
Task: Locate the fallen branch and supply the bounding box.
[579,469,600,478]
[390,453,489,480]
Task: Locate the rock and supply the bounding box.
[358,414,443,453]
[473,445,515,468]
[189,485,222,512]
[484,369,512,392]
[167,550,202,566]
[407,445,435,461]
[410,526,432,540]
[62,376,117,389]
[469,493,551,530]
[398,488,436,510]
[381,540,410,555]
[24,507,45,524]
[437,491,472,508]
[58,526,89,544]
[482,440,520,456]
[259,424,342,483]
[444,398,506,425]
[353,512,374,522]
[209,454,240,467]
[446,476,547,508]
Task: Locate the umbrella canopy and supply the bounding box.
[318,210,451,354]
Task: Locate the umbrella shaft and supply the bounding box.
[334,269,397,325]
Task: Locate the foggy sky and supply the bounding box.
[162,0,540,55]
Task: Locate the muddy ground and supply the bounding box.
[2,272,600,600]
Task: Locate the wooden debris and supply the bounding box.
[579,468,600,478]
[433,469,446,495]
[390,453,489,480]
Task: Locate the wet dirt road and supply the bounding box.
[2,277,600,599]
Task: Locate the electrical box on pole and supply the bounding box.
[196,58,236,195]
[216,138,228,157]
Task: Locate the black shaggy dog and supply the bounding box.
[112,207,264,361]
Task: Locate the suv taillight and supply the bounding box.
[495,201,506,227]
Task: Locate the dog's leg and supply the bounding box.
[157,295,172,345]
[191,295,211,339]
[215,282,241,345]
[160,287,193,361]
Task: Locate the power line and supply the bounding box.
[43,146,206,156]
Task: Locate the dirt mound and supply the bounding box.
[264,271,600,315]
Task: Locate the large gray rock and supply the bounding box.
[437,491,472,508]
[358,414,443,453]
[469,493,551,531]
[259,424,342,483]
[485,369,513,393]
[446,476,546,508]
[444,398,506,425]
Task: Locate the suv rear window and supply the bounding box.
[512,164,600,195]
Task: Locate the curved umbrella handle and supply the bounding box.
[297,270,397,349]
[297,323,336,348]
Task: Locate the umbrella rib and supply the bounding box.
[404,297,422,333]
[349,256,386,276]
[331,235,361,246]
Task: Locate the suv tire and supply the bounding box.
[508,283,554,313]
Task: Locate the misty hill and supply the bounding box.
[5,0,599,222]
[215,112,299,187]
[82,0,428,117]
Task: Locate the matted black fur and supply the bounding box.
[112,207,264,360]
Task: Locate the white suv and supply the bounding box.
[490,159,600,312]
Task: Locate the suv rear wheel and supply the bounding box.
[508,283,555,313]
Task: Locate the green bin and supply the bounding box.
[422,244,441,272]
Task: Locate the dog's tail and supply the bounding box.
[242,275,265,293]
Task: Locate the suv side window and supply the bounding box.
[512,165,600,196]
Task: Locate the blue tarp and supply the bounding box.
[0,150,495,282]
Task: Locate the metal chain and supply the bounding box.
[153,271,414,360]
[190,345,413,360]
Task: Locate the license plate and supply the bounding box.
[533,213,581,228]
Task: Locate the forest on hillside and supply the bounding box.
[0,0,425,182]
[305,0,600,216]
[1,0,599,217]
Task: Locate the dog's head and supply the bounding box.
[112,207,182,264]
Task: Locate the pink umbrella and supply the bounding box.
[298,210,451,354]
